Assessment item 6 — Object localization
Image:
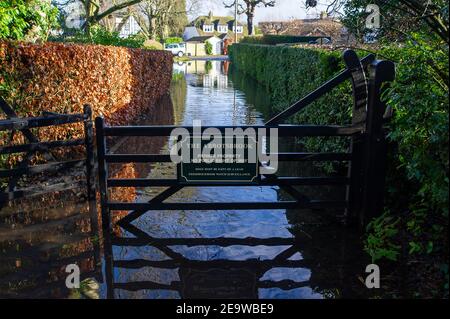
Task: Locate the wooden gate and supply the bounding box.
[95,50,395,298]
[0,100,101,296]
[0,100,96,214]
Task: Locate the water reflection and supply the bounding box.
[0,95,175,298]
[103,61,369,299]
[0,187,101,298]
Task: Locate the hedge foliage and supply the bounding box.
[229,43,449,264]
[371,39,449,260]
[0,0,58,41]
[50,26,146,49]
[0,41,172,144]
[164,37,183,44]
[229,43,353,157]
[240,35,330,45]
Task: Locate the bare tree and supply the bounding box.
[82,0,145,34]
[133,0,196,40]
[304,0,448,43]
[303,0,344,16]
[224,0,276,35]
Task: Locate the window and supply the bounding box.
[123,20,130,32]
[217,25,228,33]
[233,26,243,33]
[130,19,138,33]
[203,24,214,32]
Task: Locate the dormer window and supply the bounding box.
[233,26,243,33]
[203,24,214,32]
[123,20,130,32]
[217,25,228,33]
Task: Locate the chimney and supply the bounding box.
[320,11,327,19]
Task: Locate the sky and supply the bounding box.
[190,0,332,23]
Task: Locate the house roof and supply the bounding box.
[191,15,243,28]
[183,26,199,41]
[258,18,345,39]
[186,29,246,41]
[184,14,249,42]
[183,27,248,41]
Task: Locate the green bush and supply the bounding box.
[0,0,58,41]
[164,37,183,44]
[368,37,449,261]
[205,41,213,55]
[52,26,145,48]
[365,212,401,262]
[240,35,330,45]
[229,43,353,163]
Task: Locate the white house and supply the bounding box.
[182,13,248,55]
[185,35,223,56]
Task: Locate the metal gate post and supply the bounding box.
[95,116,115,298]
[344,50,373,226]
[83,105,101,270]
[359,59,395,227]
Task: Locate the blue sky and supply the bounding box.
[191,0,332,23]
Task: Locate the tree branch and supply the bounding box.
[95,0,143,22]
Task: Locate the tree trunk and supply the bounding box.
[247,13,254,36]
[84,1,93,35]
[149,17,157,40]
[246,3,256,36]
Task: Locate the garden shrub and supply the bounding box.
[368,40,449,262]
[0,0,58,42]
[164,37,183,44]
[51,26,146,48]
[205,41,213,55]
[240,35,330,45]
[0,41,172,147]
[229,43,354,162]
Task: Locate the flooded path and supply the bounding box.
[0,60,371,299]
[103,60,370,299]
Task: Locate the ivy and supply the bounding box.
[0,0,58,41]
[205,41,213,55]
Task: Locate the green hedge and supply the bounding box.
[164,37,183,44]
[371,42,449,261]
[229,43,354,157]
[50,26,145,48]
[240,35,330,45]
[229,42,449,266]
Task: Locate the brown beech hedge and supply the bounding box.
[0,41,173,136]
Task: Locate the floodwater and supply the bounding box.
[0,60,371,299]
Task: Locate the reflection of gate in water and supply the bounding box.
[95,50,395,298]
[0,103,101,297]
[111,238,307,298]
